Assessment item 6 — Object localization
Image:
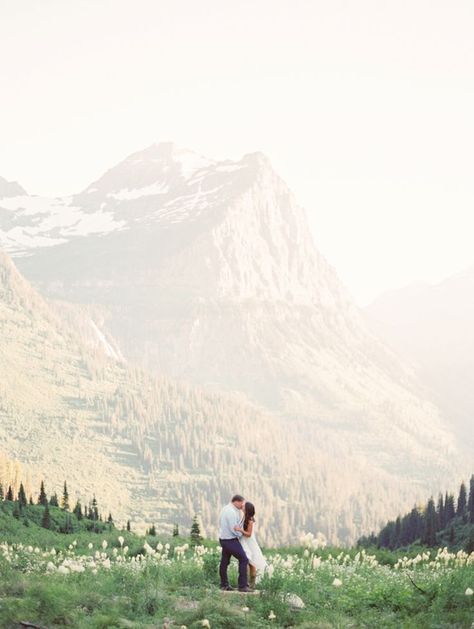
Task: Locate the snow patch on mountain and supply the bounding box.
[107,181,170,201]
[0,194,126,254]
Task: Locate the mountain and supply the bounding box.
[366,268,474,447]
[1,247,431,546]
[0,144,471,542]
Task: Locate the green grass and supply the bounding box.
[0,507,473,628]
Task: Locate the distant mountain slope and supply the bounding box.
[0,248,441,545]
[366,268,474,447]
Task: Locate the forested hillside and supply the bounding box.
[359,475,474,552]
[1,248,465,544]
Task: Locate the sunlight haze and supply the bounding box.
[1,0,473,304]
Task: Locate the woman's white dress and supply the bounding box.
[240,532,267,574]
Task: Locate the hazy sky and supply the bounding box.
[1,1,473,304]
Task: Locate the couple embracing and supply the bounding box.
[218,494,267,592]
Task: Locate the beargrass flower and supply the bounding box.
[332,578,342,587]
[465,587,473,596]
[268,610,276,620]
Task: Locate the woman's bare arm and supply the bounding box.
[234,520,254,537]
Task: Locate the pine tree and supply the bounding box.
[0,482,4,501]
[190,514,202,545]
[38,481,48,506]
[389,516,401,549]
[17,482,27,507]
[436,493,445,530]
[61,514,73,534]
[41,504,51,529]
[12,502,21,519]
[6,486,13,501]
[399,507,422,546]
[126,520,131,532]
[377,521,393,548]
[445,494,456,522]
[464,527,474,554]
[147,524,157,536]
[61,481,69,511]
[50,493,59,507]
[73,500,83,520]
[422,498,437,547]
[29,495,33,506]
[91,496,99,520]
[448,524,455,544]
[457,482,467,517]
[467,475,474,524]
[172,523,179,537]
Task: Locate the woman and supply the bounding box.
[234,502,267,588]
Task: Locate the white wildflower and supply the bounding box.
[102,540,108,550]
[268,610,276,620]
[465,587,473,596]
[118,536,124,547]
[332,578,342,587]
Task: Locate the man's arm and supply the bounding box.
[235,520,253,537]
[226,508,242,538]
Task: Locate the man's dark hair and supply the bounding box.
[231,494,245,503]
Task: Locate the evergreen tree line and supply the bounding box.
[359,475,474,550]
[0,479,115,533]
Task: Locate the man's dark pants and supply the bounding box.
[219,538,249,589]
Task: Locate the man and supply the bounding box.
[218,494,252,592]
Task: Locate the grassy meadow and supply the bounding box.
[0,506,473,628]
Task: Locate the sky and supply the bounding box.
[1,0,473,305]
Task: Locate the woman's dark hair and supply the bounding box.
[243,502,255,531]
